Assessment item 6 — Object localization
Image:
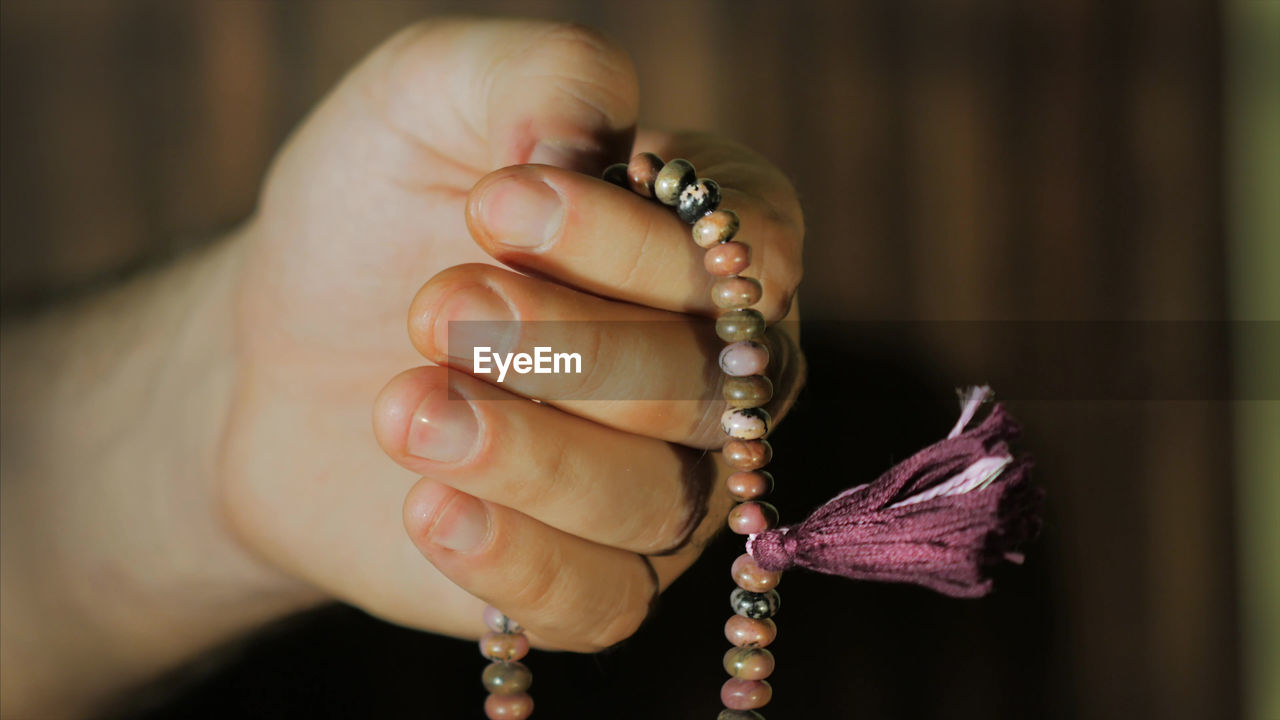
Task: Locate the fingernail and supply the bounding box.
[428,490,490,553]
[432,285,517,364]
[480,176,564,249]
[408,385,479,463]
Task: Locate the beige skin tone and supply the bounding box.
[0,19,805,718]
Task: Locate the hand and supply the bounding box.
[224,18,806,651]
[0,18,806,716]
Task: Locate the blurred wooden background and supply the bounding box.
[1,1,1237,719]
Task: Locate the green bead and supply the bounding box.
[716,309,766,342]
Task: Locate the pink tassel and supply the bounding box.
[747,387,1042,598]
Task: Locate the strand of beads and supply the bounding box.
[605,153,780,720]
[480,605,534,719]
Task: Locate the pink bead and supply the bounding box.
[726,470,773,500]
[479,632,530,662]
[725,616,777,648]
[705,241,751,276]
[693,209,740,247]
[724,439,772,471]
[732,553,782,592]
[727,501,779,535]
[484,692,534,719]
[719,341,769,377]
[721,678,773,710]
[483,606,523,634]
[627,152,663,197]
[721,407,770,440]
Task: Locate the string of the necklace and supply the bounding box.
[475,154,1042,720]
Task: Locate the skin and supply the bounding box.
[0,18,804,718]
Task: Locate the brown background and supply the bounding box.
[1,1,1236,719]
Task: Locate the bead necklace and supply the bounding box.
[475,153,1042,719]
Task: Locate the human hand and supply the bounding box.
[223,18,806,652]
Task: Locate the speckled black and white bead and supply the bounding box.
[677,178,721,223]
[654,158,696,206]
[731,588,781,620]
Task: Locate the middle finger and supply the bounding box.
[408,263,799,448]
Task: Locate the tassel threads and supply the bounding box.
[747,386,1042,598]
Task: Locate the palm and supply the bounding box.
[220,27,589,631]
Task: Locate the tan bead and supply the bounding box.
[712,276,763,309]
[654,158,695,205]
[693,209,740,247]
[482,661,532,695]
[627,152,663,197]
[716,309,766,342]
[705,241,751,276]
[724,439,772,470]
[723,647,776,680]
[479,632,530,662]
[723,375,773,409]
[731,553,782,592]
[725,615,777,648]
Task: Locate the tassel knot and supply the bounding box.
[746,386,1042,598]
[747,528,796,572]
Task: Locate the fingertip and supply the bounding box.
[403,478,493,556]
[373,367,439,460]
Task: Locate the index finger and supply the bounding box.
[464,131,804,323]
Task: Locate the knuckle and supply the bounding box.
[509,544,566,624]
[512,23,638,127]
[584,562,656,650]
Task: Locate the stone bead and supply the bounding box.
[727,501,779,535]
[705,241,751,275]
[731,588,781,619]
[602,162,629,188]
[693,209,741,248]
[725,616,777,648]
[723,375,773,409]
[719,341,769,377]
[721,407,770,440]
[654,158,695,205]
[482,661,532,695]
[732,553,783,592]
[721,678,773,710]
[483,606,524,634]
[716,309,767,342]
[726,470,774,500]
[723,439,772,471]
[717,711,766,720]
[479,632,530,662]
[676,178,722,223]
[484,692,534,720]
[723,647,776,680]
[626,152,663,197]
[712,276,763,309]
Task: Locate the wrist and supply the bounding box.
[1,229,319,716]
